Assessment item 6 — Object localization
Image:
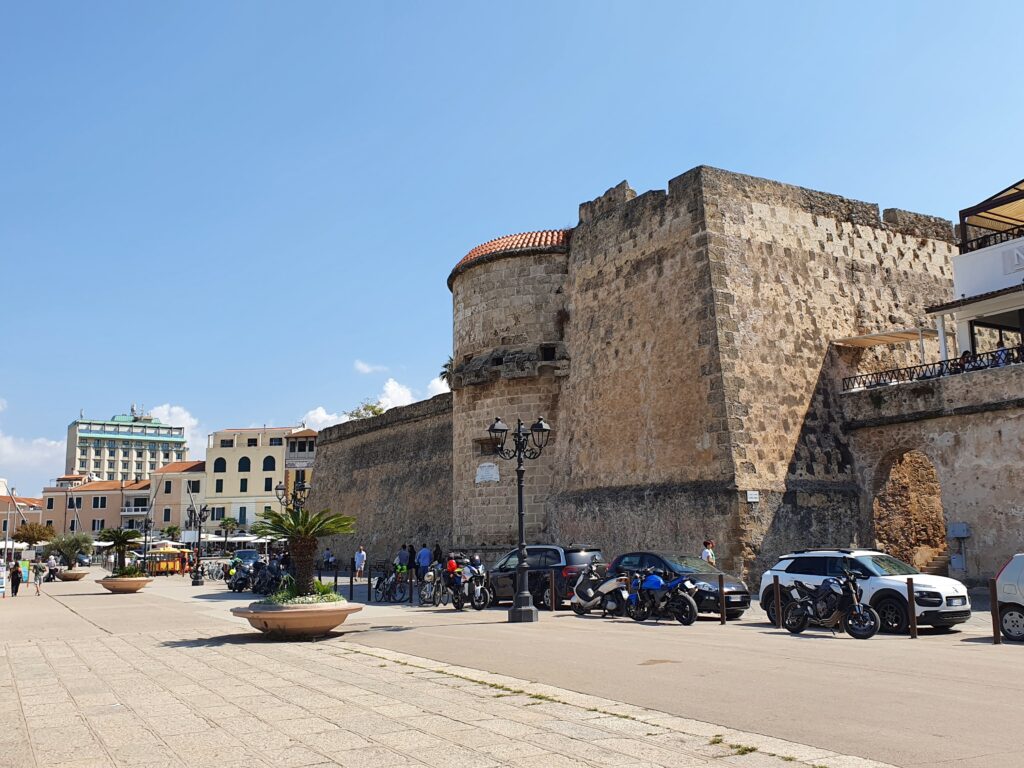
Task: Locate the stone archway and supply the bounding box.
[871,450,947,569]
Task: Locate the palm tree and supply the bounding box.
[162,524,181,541]
[251,507,355,597]
[97,528,142,572]
[45,533,93,570]
[440,355,454,387]
[220,517,238,552]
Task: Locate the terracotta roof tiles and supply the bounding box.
[448,229,571,288]
[153,461,205,474]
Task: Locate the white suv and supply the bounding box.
[996,553,1024,641]
[759,549,971,633]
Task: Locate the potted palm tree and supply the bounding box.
[45,533,94,581]
[95,528,152,593]
[232,484,360,638]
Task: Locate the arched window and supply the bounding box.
[262,456,276,472]
[213,457,226,473]
[238,456,251,473]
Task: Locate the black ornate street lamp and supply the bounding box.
[275,480,311,511]
[488,416,551,623]
[187,503,209,586]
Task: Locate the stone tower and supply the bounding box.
[448,230,571,549]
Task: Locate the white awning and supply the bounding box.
[0,540,29,550]
[832,328,938,347]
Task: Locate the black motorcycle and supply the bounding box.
[252,561,284,595]
[782,569,880,639]
[227,562,253,592]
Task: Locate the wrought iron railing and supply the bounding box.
[962,224,1024,253]
[843,345,1024,391]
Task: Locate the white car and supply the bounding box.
[759,549,971,634]
[996,553,1024,641]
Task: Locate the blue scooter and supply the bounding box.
[627,567,699,625]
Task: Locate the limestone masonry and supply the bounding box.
[310,165,1022,584]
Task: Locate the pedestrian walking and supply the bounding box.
[416,543,432,581]
[354,545,366,578]
[46,553,58,582]
[9,560,22,597]
[700,539,717,568]
[32,558,46,596]
[179,549,188,576]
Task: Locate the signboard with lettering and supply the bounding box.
[475,462,500,484]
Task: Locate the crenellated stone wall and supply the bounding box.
[309,164,1018,583]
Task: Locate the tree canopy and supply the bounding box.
[12,522,55,548]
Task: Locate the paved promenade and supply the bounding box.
[0,575,898,768]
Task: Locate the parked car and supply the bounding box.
[608,552,750,618]
[233,549,261,566]
[996,553,1024,641]
[488,546,603,609]
[759,549,971,633]
[75,553,91,567]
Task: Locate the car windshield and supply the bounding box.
[661,554,719,574]
[855,554,918,576]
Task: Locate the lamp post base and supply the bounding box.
[191,576,204,587]
[508,592,539,623]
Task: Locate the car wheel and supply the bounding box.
[1001,605,1024,641]
[762,589,787,626]
[875,597,909,634]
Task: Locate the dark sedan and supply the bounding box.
[608,551,751,618]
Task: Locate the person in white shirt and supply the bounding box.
[354,545,367,578]
[700,539,716,567]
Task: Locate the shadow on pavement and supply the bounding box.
[160,629,355,647]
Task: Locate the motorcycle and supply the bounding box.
[418,562,446,606]
[782,569,880,639]
[227,562,253,592]
[570,557,629,617]
[627,567,699,625]
[252,561,284,595]
[451,556,489,611]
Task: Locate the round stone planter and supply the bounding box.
[96,577,153,594]
[58,570,89,581]
[231,601,363,638]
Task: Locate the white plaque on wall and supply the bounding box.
[746,490,760,503]
[475,462,500,483]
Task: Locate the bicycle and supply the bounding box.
[373,568,408,602]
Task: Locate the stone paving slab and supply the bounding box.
[0,626,897,768]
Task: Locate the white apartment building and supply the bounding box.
[65,405,188,482]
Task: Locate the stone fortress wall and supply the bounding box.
[311,164,1017,582]
[308,394,453,565]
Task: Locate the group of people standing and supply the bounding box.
[394,543,443,581]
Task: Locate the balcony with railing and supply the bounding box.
[842,344,1024,392]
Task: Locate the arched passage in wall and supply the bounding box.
[871,449,947,569]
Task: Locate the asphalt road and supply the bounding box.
[339,601,1022,768]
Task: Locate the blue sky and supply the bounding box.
[2,2,1022,495]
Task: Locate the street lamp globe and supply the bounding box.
[488,417,509,452]
[274,482,287,505]
[530,417,551,449]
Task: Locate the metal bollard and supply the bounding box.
[367,561,372,603]
[349,569,354,601]
[718,573,727,624]
[773,575,783,629]
[990,578,1002,645]
[906,578,918,639]
[550,569,557,612]
[333,564,339,593]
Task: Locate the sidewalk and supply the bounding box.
[0,577,898,768]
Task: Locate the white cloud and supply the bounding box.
[0,430,66,493]
[354,359,388,375]
[302,407,349,430]
[303,375,445,432]
[379,378,414,410]
[150,404,206,459]
[427,376,450,396]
